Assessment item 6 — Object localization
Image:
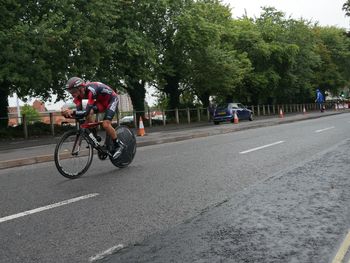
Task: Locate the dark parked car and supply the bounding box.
[213,103,253,125]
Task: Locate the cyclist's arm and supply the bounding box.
[75,98,83,111]
[61,98,82,118]
[83,91,96,123]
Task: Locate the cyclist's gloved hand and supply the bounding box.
[61,108,73,118]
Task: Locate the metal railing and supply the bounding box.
[1,102,348,139]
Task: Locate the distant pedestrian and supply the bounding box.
[315,89,324,112]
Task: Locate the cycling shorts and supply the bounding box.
[91,96,118,121]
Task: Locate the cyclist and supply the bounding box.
[61,77,125,159]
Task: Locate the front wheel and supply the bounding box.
[54,130,93,179]
[109,125,136,168]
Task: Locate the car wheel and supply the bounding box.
[249,113,253,121]
[214,121,220,125]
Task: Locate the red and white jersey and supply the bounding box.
[74,82,118,112]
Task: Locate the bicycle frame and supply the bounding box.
[78,120,114,158]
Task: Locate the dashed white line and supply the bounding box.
[332,231,350,263]
[89,244,124,262]
[315,126,335,133]
[0,193,99,224]
[239,141,285,154]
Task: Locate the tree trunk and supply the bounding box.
[198,92,210,108]
[164,74,180,110]
[0,81,10,128]
[127,80,146,125]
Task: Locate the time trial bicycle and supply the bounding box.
[54,111,136,179]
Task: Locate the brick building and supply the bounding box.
[7,100,66,126]
[118,94,133,112]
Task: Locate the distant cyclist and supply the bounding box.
[61,77,125,159]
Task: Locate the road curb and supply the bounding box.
[0,155,54,170]
[0,111,347,170]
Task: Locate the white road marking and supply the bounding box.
[0,193,99,224]
[89,244,124,262]
[315,126,335,133]
[332,231,350,263]
[239,141,285,154]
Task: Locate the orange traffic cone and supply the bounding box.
[233,111,239,124]
[137,116,145,136]
[279,108,284,118]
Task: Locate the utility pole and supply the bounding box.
[16,93,21,125]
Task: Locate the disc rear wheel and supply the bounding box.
[109,125,136,168]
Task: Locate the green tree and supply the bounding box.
[0,0,114,127]
[21,104,40,124]
[2,0,350,130]
[343,1,350,16]
[313,26,350,96]
[104,1,158,116]
[179,0,252,106]
[226,17,271,104]
[0,0,22,127]
[282,19,321,103]
[254,7,302,104]
[153,0,193,110]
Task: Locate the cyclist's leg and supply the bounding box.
[103,97,125,158]
[104,119,124,159]
[102,96,118,140]
[86,106,102,140]
[85,108,95,122]
[102,118,116,140]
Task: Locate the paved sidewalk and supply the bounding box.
[0,110,348,169]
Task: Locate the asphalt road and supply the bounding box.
[105,138,350,263]
[1,113,350,262]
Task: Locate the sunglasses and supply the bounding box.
[68,86,82,93]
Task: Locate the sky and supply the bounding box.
[8,0,350,111]
[222,0,350,29]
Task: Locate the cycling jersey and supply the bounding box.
[74,82,119,121]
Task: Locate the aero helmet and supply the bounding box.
[66,77,84,90]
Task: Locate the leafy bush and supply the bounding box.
[21,105,40,123]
